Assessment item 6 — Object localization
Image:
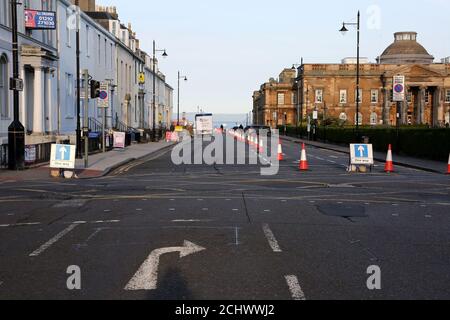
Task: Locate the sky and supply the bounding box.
[97,0,450,115]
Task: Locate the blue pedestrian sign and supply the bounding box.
[350,144,374,165]
[50,144,76,169]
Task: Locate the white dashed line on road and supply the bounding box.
[29,223,79,257]
[0,222,41,228]
[285,275,306,301]
[262,224,282,253]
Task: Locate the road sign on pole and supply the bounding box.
[98,82,109,108]
[393,75,405,102]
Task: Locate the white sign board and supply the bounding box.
[195,115,213,135]
[350,144,374,165]
[393,75,405,102]
[313,111,319,120]
[113,132,126,149]
[25,145,36,163]
[50,144,76,169]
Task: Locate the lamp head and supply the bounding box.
[162,50,168,58]
[339,23,348,36]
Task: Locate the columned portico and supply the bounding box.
[32,67,45,134]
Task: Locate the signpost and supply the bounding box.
[393,75,405,102]
[98,82,109,153]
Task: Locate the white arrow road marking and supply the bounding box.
[262,224,282,253]
[285,275,306,300]
[124,240,206,291]
[29,223,79,257]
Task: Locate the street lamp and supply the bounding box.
[8,0,25,170]
[340,11,361,139]
[75,1,82,159]
[292,62,302,136]
[177,71,188,126]
[151,40,168,142]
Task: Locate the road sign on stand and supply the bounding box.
[350,144,374,165]
[50,144,76,169]
[393,75,405,102]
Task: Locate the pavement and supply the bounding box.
[281,135,448,174]
[0,141,175,181]
[0,136,449,300]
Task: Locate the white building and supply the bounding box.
[0,0,173,166]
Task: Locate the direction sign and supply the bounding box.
[350,144,374,165]
[393,75,405,102]
[50,144,76,169]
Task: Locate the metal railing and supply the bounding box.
[89,117,103,133]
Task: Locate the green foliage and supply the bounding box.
[282,126,450,161]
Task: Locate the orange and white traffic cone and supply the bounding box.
[384,144,394,173]
[299,143,309,171]
[278,139,284,161]
[447,153,450,175]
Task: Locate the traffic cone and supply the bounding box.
[278,139,284,161]
[384,144,394,173]
[299,143,309,171]
[447,153,450,175]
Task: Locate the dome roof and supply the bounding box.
[379,32,434,64]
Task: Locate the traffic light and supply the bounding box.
[90,80,101,99]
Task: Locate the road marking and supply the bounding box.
[0,222,41,228]
[125,240,206,291]
[234,227,240,246]
[172,220,212,223]
[29,223,79,257]
[232,209,239,212]
[262,224,282,253]
[285,275,306,301]
[264,209,271,212]
[104,210,111,213]
[136,208,143,211]
[169,208,176,211]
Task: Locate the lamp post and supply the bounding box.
[292,61,303,137]
[74,1,82,159]
[340,11,361,139]
[8,0,25,170]
[151,40,167,142]
[177,71,188,126]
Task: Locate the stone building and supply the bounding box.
[252,68,297,128]
[253,32,450,128]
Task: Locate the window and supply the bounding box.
[339,90,347,104]
[0,54,9,118]
[445,90,450,103]
[65,73,74,118]
[85,25,90,57]
[355,89,362,103]
[370,112,378,126]
[66,9,72,47]
[371,89,378,103]
[425,91,430,103]
[0,0,10,27]
[277,93,285,105]
[315,89,323,103]
[355,112,363,126]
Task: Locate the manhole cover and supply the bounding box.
[317,203,367,218]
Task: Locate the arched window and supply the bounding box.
[0,54,9,118]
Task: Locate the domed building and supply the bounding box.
[253,32,450,128]
[378,32,434,65]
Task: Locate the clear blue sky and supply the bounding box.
[98,0,450,115]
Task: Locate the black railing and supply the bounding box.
[89,117,103,133]
[0,144,7,169]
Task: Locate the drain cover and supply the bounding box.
[317,203,367,218]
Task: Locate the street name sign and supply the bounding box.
[50,144,76,169]
[350,144,374,165]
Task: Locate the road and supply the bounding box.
[0,136,450,300]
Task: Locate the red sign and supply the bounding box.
[25,9,56,30]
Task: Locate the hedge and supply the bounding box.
[279,126,450,161]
